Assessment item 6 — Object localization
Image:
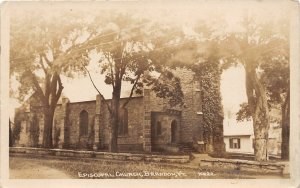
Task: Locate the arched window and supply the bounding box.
[118,108,128,135]
[79,110,89,136]
[156,121,162,135]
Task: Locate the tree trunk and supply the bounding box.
[108,87,121,152]
[43,106,55,148]
[253,110,269,161]
[245,65,270,161]
[281,90,290,160]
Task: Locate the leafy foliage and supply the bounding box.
[10,8,100,148]
[10,8,97,101]
[261,55,289,105]
[63,13,186,108]
[151,70,184,107]
[236,103,252,122]
[197,59,224,151]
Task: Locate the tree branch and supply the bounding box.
[119,41,131,80]
[70,35,80,47]
[41,53,52,67]
[49,72,64,108]
[26,70,48,105]
[44,74,51,101]
[86,30,96,42]
[50,73,58,106]
[52,39,62,60]
[122,74,141,108]
[62,30,97,60]
[38,54,48,74]
[54,74,64,105]
[105,53,115,88]
[120,41,129,68]
[80,61,112,113]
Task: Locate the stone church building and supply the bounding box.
[13,69,208,153]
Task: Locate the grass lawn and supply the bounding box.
[9,154,283,179]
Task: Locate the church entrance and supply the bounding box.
[150,112,181,151]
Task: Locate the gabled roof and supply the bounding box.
[223,118,253,136]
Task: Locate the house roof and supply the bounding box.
[223,118,281,139]
[223,118,253,136]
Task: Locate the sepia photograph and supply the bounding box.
[1,0,300,187]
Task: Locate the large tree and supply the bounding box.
[261,57,289,160]
[10,8,97,148]
[237,44,289,160]
[62,13,185,152]
[229,16,289,161]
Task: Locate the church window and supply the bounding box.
[118,108,128,135]
[79,110,89,136]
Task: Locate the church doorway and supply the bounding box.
[171,120,177,143]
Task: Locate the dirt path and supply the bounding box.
[10,160,71,179]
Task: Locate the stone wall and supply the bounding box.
[146,68,204,149]
[10,147,190,163]
[17,120,29,146]
[174,69,203,144]
[14,95,145,152]
[199,158,285,175]
[67,100,96,149]
[151,68,204,147]
[15,105,45,147]
[114,97,144,151]
[95,97,144,150]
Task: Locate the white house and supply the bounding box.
[223,118,281,156]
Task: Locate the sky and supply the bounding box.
[220,65,248,118]
[220,65,254,130]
